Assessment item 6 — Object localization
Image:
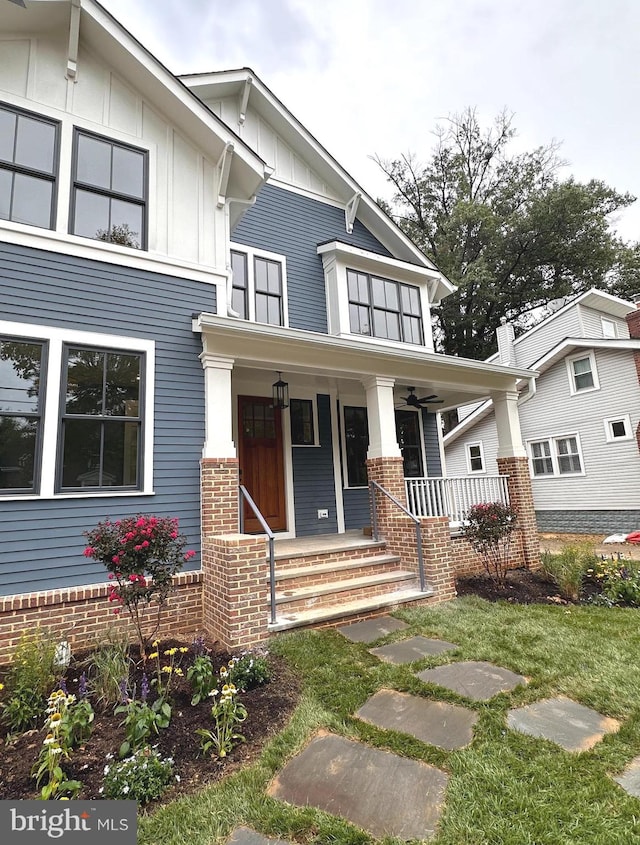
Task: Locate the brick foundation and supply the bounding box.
[497,455,540,568]
[201,457,240,536]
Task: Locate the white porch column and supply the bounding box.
[200,351,235,458]
[492,389,527,458]
[362,375,401,458]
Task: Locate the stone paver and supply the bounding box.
[614,756,640,798]
[369,635,458,664]
[227,828,291,845]
[356,688,478,750]
[507,697,620,752]
[417,661,526,701]
[268,732,448,840]
[337,615,408,643]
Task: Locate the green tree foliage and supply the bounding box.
[376,108,636,360]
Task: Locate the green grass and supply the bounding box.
[139,599,640,844]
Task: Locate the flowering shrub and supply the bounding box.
[83,515,195,657]
[31,690,83,800]
[102,746,175,803]
[226,651,271,692]
[587,557,640,607]
[462,501,518,585]
[196,674,247,758]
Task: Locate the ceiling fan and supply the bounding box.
[397,387,444,409]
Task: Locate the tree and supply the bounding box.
[376,108,636,360]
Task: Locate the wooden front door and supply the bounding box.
[238,396,287,533]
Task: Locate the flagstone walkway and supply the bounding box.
[235,614,635,844]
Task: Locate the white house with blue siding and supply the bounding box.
[0,1,540,646]
[444,289,640,535]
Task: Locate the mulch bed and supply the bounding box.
[0,638,301,808]
[456,568,600,605]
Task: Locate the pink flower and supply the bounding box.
[83,547,94,557]
[142,540,149,548]
[184,550,196,560]
[112,555,120,565]
[113,608,121,615]
[171,531,178,539]
[108,573,114,580]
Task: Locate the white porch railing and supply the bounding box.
[405,475,510,526]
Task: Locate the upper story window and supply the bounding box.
[0,103,59,230]
[604,415,632,442]
[71,130,147,249]
[230,246,287,326]
[566,351,599,395]
[0,337,46,493]
[347,270,423,344]
[601,318,617,338]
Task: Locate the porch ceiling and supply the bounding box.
[194,315,536,410]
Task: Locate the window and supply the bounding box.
[466,442,485,473]
[230,248,285,326]
[529,435,583,477]
[71,130,147,248]
[0,337,46,493]
[59,346,143,490]
[395,410,424,477]
[604,415,632,442]
[343,406,369,487]
[0,103,59,229]
[290,398,317,446]
[566,352,598,394]
[601,318,617,339]
[347,270,423,344]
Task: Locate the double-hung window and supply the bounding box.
[567,352,598,394]
[0,103,59,229]
[230,248,285,326]
[71,130,147,249]
[466,442,485,473]
[60,346,143,490]
[0,337,46,493]
[347,270,423,344]
[529,435,583,477]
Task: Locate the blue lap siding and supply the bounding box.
[0,243,212,595]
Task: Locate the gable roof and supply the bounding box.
[181,68,456,305]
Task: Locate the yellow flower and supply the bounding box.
[164,647,177,656]
[148,652,159,659]
[179,647,188,653]
[152,640,159,647]
[0,682,4,691]
[162,665,173,674]
[174,667,183,676]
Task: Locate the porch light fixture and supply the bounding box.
[272,372,289,409]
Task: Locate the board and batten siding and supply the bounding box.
[291,394,338,535]
[0,243,212,596]
[231,183,392,334]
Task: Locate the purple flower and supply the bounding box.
[119,678,129,703]
[57,677,68,694]
[78,672,88,698]
[141,672,150,703]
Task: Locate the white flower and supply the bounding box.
[104,765,111,775]
[122,785,130,794]
[175,774,181,782]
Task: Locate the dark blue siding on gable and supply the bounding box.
[422,410,443,476]
[232,183,393,334]
[291,394,338,535]
[0,243,212,595]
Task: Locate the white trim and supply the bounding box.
[601,317,618,339]
[526,432,585,479]
[329,387,346,532]
[604,414,633,443]
[229,242,289,328]
[566,350,600,395]
[465,441,486,474]
[0,320,154,499]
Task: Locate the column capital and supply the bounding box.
[199,351,235,372]
[361,375,396,391]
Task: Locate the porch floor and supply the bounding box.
[272,529,378,559]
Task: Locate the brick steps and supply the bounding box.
[271,553,402,592]
[275,569,418,615]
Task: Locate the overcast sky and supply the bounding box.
[100,0,640,242]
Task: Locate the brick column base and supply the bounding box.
[201,458,240,537]
[202,534,269,650]
[497,455,540,569]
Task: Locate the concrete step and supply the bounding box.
[268,587,435,633]
[271,539,387,572]
[271,553,402,592]
[275,569,418,615]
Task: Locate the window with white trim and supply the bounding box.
[601,318,617,339]
[0,322,154,499]
[466,442,485,473]
[347,270,423,344]
[528,435,583,477]
[566,351,599,394]
[0,102,59,230]
[604,415,632,442]
[230,246,286,326]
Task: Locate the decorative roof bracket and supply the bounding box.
[216,142,234,208]
[239,75,253,125]
[66,0,81,81]
[345,192,361,234]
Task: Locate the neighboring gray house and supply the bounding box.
[444,289,640,534]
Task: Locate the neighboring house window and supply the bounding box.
[347,270,423,344]
[0,102,59,229]
[71,130,147,248]
[230,247,286,326]
[529,435,583,477]
[601,318,617,338]
[395,409,424,477]
[566,351,599,394]
[604,415,632,442]
[466,442,485,473]
[0,337,46,493]
[59,346,143,490]
[290,398,317,446]
[343,405,369,487]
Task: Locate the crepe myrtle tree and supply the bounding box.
[84,515,195,659]
[462,501,518,585]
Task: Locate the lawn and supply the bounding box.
[138,597,640,845]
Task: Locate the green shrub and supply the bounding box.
[462,501,518,585]
[227,651,271,691]
[588,557,640,607]
[187,654,215,705]
[102,746,175,803]
[3,629,58,733]
[541,542,597,601]
[87,630,131,709]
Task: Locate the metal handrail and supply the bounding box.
[239,485,276,624]
[369,480,426,592]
